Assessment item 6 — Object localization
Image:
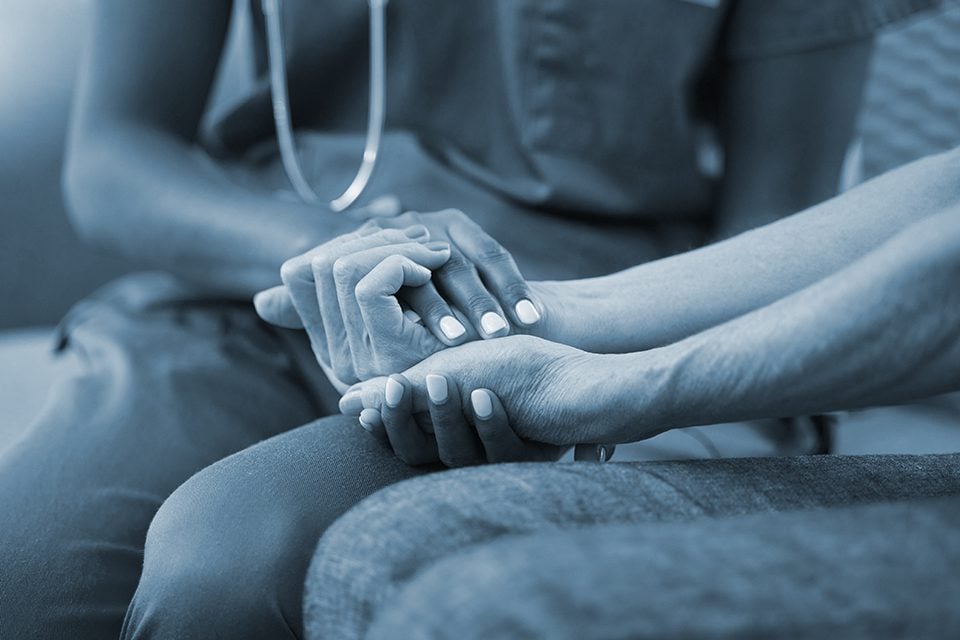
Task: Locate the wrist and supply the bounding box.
[527,280,593,348]
[575,348,682,444]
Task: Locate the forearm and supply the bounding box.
[64,124,356,296]
[537,147,960,353]
[592,206,960,444]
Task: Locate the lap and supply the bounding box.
[370,495,960,639]
[123,414,435,639]
[305,453,960,639]
[0,272,330,640]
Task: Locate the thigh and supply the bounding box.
[122,414,435,640]
[0,273,328,640]
[305,452,960,639]
[370,495,960,639]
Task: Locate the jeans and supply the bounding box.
[305,454,960,639]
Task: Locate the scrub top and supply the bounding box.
[208,0,938,279]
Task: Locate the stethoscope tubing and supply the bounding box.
[262,0,388,211]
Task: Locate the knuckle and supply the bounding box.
[310,253,335,274]
[279,258,303,284]
[420,300,452,321]
[474,238,510,263]
[437,254,476,277]
[501,280,530,301]
[331,257,358,288]
[465,293,495,313]
[353,277,377,303]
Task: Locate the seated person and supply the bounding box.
[0,1,941,639]
[312,146,960,638]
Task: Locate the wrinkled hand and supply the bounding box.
[359,209,544,335]
[255,225,460,389]
[340,335,610,465]
[254,208,544,390]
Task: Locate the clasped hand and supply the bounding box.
[255,209,544,390]
[255,208,606,466]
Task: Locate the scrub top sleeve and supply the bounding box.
[721,0,945,60]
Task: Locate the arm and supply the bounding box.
[713,39,874,237]
[63,0,355,297]
[342,197,960,448]
[593,204,960,443]
[535,146,960,353]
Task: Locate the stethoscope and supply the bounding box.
[262,0,614,463]
[261,0,387,212]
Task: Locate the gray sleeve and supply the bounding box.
[722,0,945,59]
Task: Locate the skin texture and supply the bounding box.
[341,157,960,459]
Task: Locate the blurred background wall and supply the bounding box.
[0,0,133,329]
[0,0,253,330]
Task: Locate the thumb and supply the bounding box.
[253,285,304,329]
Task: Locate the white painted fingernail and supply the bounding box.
[439,316,466,340]
[385,377,404,408]
[426,374,449,405]
[471,389,494,420]
[480,312,508,336]
[359,408,381,432]
[514,299,541,325]
[403,309,423,325]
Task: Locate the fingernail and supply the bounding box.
[514,299,541,325]
[403,309,423,325]
[471,389,493,420]
[424,241,450,252]
[480,312,508,336]
[439,315,466,340]
[403,225,429,239]
[385,377,404,408]
[359,408,381,432]
[426,374,449,405]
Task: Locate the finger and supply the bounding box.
[312,227,430,382]
[426,374,484,468]
[280,227,416,364]
[339,377,387,415]
[253,285,304,329]
[358,407,387,440]
[400,283,473,346]
[335,243,451,377]
[383,375,438,466]
[447,219,541,329]
[432,246,510,339]
[470,388,529,463]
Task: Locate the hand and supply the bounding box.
[351,373,566,467]
[255,208,547,389]
[360,209,544,336]
[255,225,460,389]
[341,335,611,456]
